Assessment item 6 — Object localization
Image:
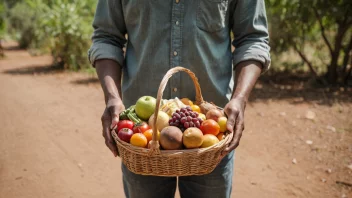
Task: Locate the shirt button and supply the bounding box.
[175,21,179,26]
[173,88,178,92]
[173,51,178,56]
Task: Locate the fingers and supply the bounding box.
[108,105,120,130]
[101,109,118,157]
[224,120,244,152]
[222,114,244,155]
[224,107,239,133]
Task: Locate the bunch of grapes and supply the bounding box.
[169,107,203,131]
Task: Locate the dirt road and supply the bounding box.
[0,42,351,198]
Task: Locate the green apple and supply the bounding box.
[135,96,156,120]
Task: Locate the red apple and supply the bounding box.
[117,120,134,133]
[133,122,150,134]
[118,128,133,143]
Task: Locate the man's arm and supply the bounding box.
[88,0,127,157]
[96,60,124,157]
[223,0,271,154]
[223,61,262,153]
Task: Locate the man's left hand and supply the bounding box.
[222,96,247,155]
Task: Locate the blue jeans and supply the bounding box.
[121,151,234,198]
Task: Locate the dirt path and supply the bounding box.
[0,42,351,198]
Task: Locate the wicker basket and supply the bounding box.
[112,66,233,176]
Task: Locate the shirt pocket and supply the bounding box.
[196,0,228,32]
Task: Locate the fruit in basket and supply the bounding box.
[133,122,150,134]
[148,111,169,131]
[130,133,148,148]
[117,128,134,143]
[117,120,134,133]
[182,127,203,149]
[159,126,183,150]
[169,107,202,131]
[206,109,223,122]
[201,134,219,148]
[191,105,201,113]
[198,113,206,121]
[180,98,193,106]
[135,96,156,120]
[217,132,225,141]
[199,101,218,115]
[200,119,220,136]
[143,128,160,142]
[160,98,186,116]
[217,117,227,133]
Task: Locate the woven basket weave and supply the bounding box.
[112,66,233,176]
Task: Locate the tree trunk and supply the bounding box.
[342,35,352,74]
[327,24,349,84]
[0,40,4,58]
[328,52,339,84]
[344,53,352,85]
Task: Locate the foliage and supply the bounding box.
[0,1,4,57]
[29,0,96,70]
[4,0,96,70]
[0,1,5,36]
[267,0,352,84]
[6,1,39,48]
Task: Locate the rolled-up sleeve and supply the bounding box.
[88,0,127,67]
[231,0,271,72]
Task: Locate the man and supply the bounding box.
[88,0,270,197]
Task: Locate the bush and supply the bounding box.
[5,0,96,70]
[35,0,94,70]
[7,2,38,48]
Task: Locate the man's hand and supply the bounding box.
[222,97,246,154]
[221,60,263,155]
[101,98,125,157]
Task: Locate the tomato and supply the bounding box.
[133,122,150,134]
[200,119,220,136]
[117,120,134,133]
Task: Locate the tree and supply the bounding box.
[267,0,352,84]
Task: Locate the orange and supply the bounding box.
[182,127,204,149]
[200,119,220,136]
[191,105,201,113]
[181,98,193,106]
[143,129,160,143]
[217,133,225,141]
[130,133,148,148]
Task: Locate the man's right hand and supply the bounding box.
[101,98,125,157]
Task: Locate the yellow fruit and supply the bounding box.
[130,133,148,148]
[198,113,206,121]
[181,98,193,106]
[183,127,204,149]
[217,117,227,133]
[191,105,201,113]
[201,134,219,148]
[148,111,169,132]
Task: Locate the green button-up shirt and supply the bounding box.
[88,0,271,108]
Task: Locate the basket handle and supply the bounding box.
[149,66,204,152]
